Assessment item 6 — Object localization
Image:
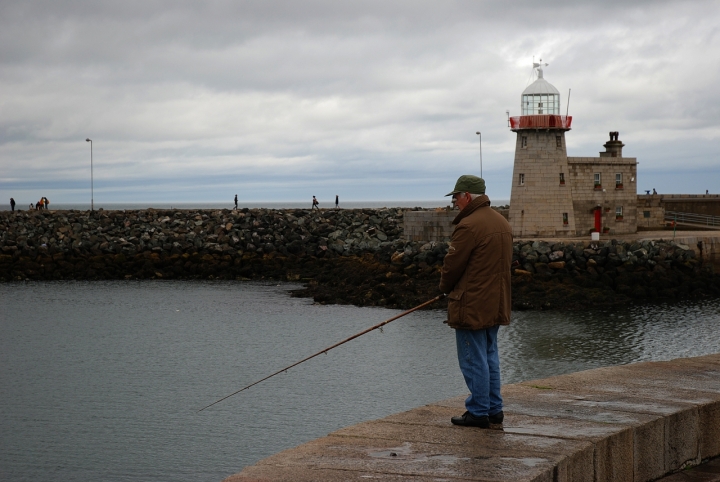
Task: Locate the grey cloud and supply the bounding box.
[1,0,718,202]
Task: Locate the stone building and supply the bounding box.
[567,136,638,236]
[507,63,638,237]
[400,63,720,243]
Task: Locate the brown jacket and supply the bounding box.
[439,195,513,330]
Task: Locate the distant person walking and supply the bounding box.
[706,190,709,195]
[43,197,49,210]
[234,194,238,210]
[652,188,657,195]
[335,194,339,209]
[311,196,319,210]
[10,198,15,212]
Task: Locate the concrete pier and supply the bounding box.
[226,353,720,482]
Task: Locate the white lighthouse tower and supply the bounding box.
[507,62,576,237]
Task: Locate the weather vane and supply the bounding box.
[533,59,549,78]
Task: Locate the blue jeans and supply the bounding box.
[455,326,502,417]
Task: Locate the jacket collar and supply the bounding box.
[452,194,491,225]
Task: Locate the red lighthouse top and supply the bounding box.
[509,115,572,130]
[510,61,572,131]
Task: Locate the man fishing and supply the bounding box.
[440,175,512,429]
[198,175,511,414]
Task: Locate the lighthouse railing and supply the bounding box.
[509,115,572,129]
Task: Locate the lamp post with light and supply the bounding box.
[85,138,93,211]
[475,131,482,178]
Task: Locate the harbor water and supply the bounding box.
[1,281,719,481]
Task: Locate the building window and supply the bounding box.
[615,173,623,189]
[556,136,562,148]
[521,136,527,148]
[616,206,623,220]
[559,173,565,185]
[643,211,651,218]
[594,173,602,188]
[562,213,568,225]
[519,173,525,186]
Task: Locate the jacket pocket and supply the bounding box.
[447,289,465,325]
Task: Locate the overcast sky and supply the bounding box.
[1,0,719,206]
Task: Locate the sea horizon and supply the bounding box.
[2,199,511,212]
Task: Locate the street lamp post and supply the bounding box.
[85,138,93,211]
[475,131,482,178]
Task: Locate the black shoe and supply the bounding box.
[451,411,490,428]
[489,411,504,424]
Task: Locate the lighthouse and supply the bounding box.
[506,62,638,238]
[508,62,575,237]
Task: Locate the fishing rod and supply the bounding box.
[197,293,446,412]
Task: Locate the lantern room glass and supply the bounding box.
[522,93,560,115]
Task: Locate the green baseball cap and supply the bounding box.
[445,175,486,196]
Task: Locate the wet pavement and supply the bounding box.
[226,353,720,482]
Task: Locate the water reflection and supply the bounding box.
[500,299,720,384]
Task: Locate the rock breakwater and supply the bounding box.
[1,209,718,310]
[0,207,403,275]
[509,238,719,310]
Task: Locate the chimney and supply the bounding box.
[600,131,624,158]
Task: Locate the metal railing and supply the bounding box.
[665,211,720,228]
[509,115,572,130]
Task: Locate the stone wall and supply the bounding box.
[0,208,407,282]
[403,210,456,242]
[508,132,640,238]
[567,156,638,235]
[508,129,576,237]
[635,195,720,229]
[654,194,720,217]
[637,194,666,228]
[3,209,720,312]
[229,353,720,482]
[508,236,720,310]
[403,208,510,242]
[672,234,720,270]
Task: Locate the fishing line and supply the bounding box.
[197,293,446,412]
